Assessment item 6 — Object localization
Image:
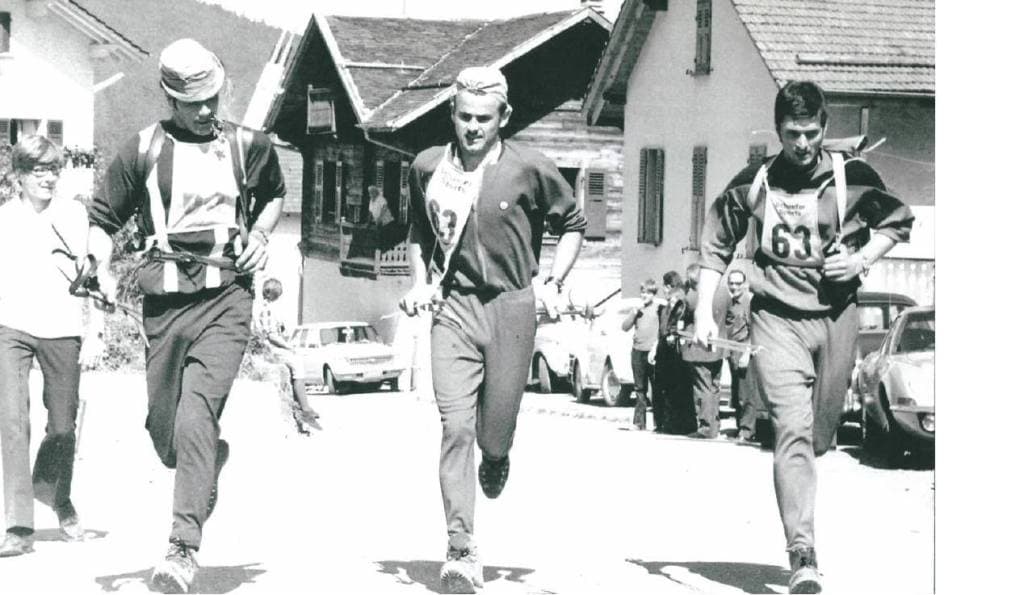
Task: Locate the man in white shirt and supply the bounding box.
[0,135,104,558]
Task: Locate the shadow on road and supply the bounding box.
[95,562,266,593]
[375,560,538,593]
[627,558,789,593]
[34,527,109,542]
[839,445,935,471]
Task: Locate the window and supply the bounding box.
[46,120,63,147]
[693,0,712,75]
[306,86,335,135]
[690,145,707,249]
[0,119,11,144]
[321,160,337,223]
[748,143,767,167]
[1,12,11,54]
[399,160,410,224]
[637,147,664,245]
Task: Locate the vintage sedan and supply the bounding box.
[529,293,642,407]
[289,322,405,393]
[853,305,935,466]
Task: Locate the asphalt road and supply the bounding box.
[2,374,934,593]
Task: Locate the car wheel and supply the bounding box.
[600,361,625,407]
[536,355,553,394]
[571,360,589,403]
[861,388,904,468]
[323,366,340,395]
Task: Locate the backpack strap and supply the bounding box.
[225,123,255,249]
[831,151,847,245]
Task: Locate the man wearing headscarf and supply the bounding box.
[87,38,285,594]
[400,66,586,593]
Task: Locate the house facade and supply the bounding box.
[262,8,624,338]
[584,0,935,305]
[1,0,145,196]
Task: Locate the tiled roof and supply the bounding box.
[310,10,595,129]
[323,16,483,114]
[733,0,934,94]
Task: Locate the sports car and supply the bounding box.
[853,305,935,466]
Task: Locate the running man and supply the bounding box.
[400,66,586,594]
[693,81,913,593]
[87,39,285,593]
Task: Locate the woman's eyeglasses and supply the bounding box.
[29,165,62,178]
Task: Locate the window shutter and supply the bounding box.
[0,12,11,54]
[306,86,336,135]
[748,143,767,167]
[334,162,344,223]
[587,171,606,197]
[399,160,410,224]
[691,145,707,249]
[313,161,324,223]
[637,148,664,245]
[0,119,10,144]
[374,159,385,188]
[694,0,712,75]
[46,120,64,147]
[637,150,648,244]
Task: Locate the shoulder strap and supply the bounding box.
[140,123,166,185]
[225,123,255,247]
[831,151,847,245]
[747,159,771,211]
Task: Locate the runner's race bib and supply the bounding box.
[759,186,826,267]
[424,150,484,278]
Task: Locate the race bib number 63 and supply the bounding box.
[759,188,825,267]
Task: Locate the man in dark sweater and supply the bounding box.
[400,66,586,594]
[693,81,913,593]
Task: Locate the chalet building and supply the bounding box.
[1,0,146,196]
[261,7,624,334]
[584,0,935,305]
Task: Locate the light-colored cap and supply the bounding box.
[454,66,508,104]
[159,38,225,102]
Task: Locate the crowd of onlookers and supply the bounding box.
[622,264,760,440]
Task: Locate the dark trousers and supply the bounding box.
[431,286,536,545]
[0,326,81,532]
[630,349,653,429]
[751,299,858,551]
[686,359,723,438]
[142,283,252,550]
[730,361,759,438]
[653,341,696,435]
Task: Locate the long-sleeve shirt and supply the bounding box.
[408,141,587,293]
[622,301,660,351]
[699,152,914,312]
[0,197,89,338]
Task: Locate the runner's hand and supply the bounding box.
[236,231,269,274]
[693,311,719,350]
[537,280,562,320]
[823,244,861,282]
[400,284,439,317]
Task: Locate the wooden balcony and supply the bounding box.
[338,221,410,279]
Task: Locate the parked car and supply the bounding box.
[529,294,641,406]
[843,291,918,422]
[852,305,935,466]
[289,321,405,393]
[754,290,918,447]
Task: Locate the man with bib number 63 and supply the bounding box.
[692,81,913,594]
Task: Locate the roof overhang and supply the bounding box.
[365,7,613,132]
[46,0,148,62]
[582,0,663,127]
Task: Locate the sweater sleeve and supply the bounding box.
[534,154,587,235]
[87,134,143,235]
[846,160,914,244]
[698,165,759,273]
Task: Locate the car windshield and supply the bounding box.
[895,311,935,353]
[858,302,911,331]
[319,325,378,345]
